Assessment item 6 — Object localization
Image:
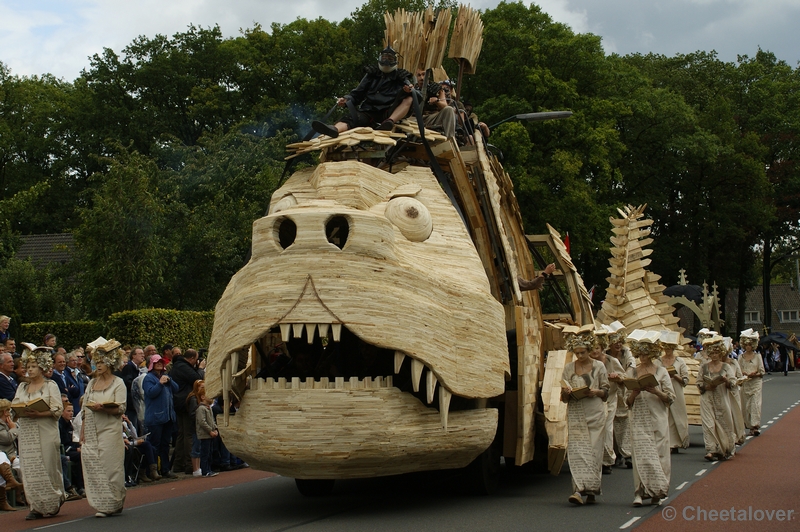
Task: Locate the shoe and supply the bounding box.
[148,464,161,481]
[162,471,177,479]
[139,471,152,483]
[218,464,232,472]
[79,489,86,498]
[66,487,82,501]
[568,492,583,505]
[203,471,219,478]
[26,511,44,520]
[125,481,136,488]
[625,458,632,469]
[586,494,596,504]
[633,495,643,507]
[651,496,661,505]
[192,469,202,477]
[602,465,612,475]
[311,121,339,139]
[377,119,395,131]
[0,463,22,490]
[0,486,17,511]
[670,448,679,454]
[753,429,760,436]
[704,453,715,461]
[96,512,110,518]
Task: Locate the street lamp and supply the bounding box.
[488,111,573,130]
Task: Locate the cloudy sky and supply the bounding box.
[1,0,799,81]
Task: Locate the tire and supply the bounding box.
[467,444,500,495]
[295,478,335,497]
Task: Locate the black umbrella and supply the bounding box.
[759,332,799,352]
[664,284,704,304]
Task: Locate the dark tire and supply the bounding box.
[467,444,500,495]
[295,478,335,497]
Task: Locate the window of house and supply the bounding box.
[779,310,799,323]
[744,311,760,323]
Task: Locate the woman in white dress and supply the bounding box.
[560,327,609,505]
[591,329,624,475]
[659,337,689,452]
[696,335,736,461]
[624,331,675,507]
[738,329,765,436]
[12,346,64,520]
[723,341,746,445]
[81,340,127,518]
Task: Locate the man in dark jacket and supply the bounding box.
[121,346,145,428]
[312,47,414,138]
[169,348,204,474]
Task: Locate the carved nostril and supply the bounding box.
[326,215,349,249]
[277,217,297,249]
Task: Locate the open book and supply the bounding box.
[10,398,50,416]
[99,402,122,409]
[561,323,596,335]
[622,372,659,391]
[703,374,727,387]
[666,366,677,376]
[561,379,594,400]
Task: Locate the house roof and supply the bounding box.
[16,233,75,267]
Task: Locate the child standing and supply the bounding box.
[195,392,219,477]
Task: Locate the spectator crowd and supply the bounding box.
[0,315,247,519]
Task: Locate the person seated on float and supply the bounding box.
[312,47,414,139]
[413,68,456,139]
[462,99,490,139]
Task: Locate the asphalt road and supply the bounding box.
[4,371,799,532]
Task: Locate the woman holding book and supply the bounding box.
[659,333,689,452]
[723,342,746,445]
[696,335,736,461]
[12,345,64,520]
[560,326,610,505]
[591,329,624,474]
[738,329,765,436]
[80,340,127,517]
[624,330,675,507]
[607,324,635,469]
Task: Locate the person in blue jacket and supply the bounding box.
[142,354,178,479]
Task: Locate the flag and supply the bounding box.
[564,232,570,254]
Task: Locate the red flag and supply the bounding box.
[564,232,570,254]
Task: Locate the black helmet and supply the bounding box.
[379,46,398,72]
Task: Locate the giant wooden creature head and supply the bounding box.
[205,160,509,478]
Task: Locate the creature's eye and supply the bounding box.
[271,194,297,214]
[385,197,432,242]
[276,217,297,249]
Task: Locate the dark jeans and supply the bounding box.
[148,420,173,475]
[172,411,194,472]
[200,438,213,475]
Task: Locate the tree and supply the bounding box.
[75,148,167,317]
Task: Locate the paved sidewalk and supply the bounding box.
[0,468,275,531]
[635,397,800,531]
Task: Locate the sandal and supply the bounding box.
[704,453,714,461]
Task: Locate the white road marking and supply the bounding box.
[696,469,707,476]
[620,517,641,529]
[676,481,688,490]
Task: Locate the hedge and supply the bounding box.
[107,308,214,349]
[20,321,104,350]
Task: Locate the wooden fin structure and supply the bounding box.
[384,7,451,72]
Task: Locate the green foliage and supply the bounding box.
[1,1,799,327]
[20,321,103,351]
[75,147,167,317]
[0,258,85,331]
[106,308,214,349]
